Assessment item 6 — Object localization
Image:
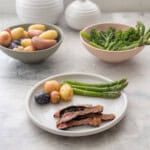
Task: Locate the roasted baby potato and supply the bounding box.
[32,36,56,50]
[13,46,24,51]
[24,45,35,52]
[0,31,12,46]
[39,30,58,40]
[28,30,43,38]
[21,38,32,47]
[44,80,60,93]
[50,91,61,104]
[23,31,29,38]
[11,27,25,40]
[28,24,46,31]
[60,84,73,101]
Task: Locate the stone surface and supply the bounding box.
[0,13,150,150]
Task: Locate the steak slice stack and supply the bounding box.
[53,104,93,118]
[57,116,101,130]
[54,105,115,130]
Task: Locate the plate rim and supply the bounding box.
[26,72,128,137]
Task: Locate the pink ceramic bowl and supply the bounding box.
[80,23,144,63]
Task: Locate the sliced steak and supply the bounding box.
[54,104,93,118]
[74,113,101,120]
[58,105,103,123]
[57,116,102,130]
[74,113,116,121]
[101,114,115,121]
[57,113,116,129]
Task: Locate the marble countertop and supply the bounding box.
[0,13,150,150]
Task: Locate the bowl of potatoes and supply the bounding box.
[0,24,63,63]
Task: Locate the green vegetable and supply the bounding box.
[145,39,150,45]
[136,22,145,36]
[71,82,128,92]
[119,42,140,50]
[89,41,104,49]
[80,31,91,41]
[63,78,128,99]
[80,22,150,51]
[64,78,127,88]
[73,88,121,99]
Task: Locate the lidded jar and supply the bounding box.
[16,0,64,24]
[65,0,101,30]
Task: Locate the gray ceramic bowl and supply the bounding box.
[0,24,63,63]
[80,23,144,63]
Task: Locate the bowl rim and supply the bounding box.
[80,22,144,53]
[0,23,64,53]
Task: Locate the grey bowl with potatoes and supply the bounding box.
[0,24,63,63]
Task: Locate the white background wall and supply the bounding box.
[0,0,150,14]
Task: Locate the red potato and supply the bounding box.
[32,36,56,50]
[0,31,12,46]
[3,28,11,34]
[50,91,61,104]
[28,30,43,38]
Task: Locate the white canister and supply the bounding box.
[16,0,64,24]
[65,0,101,30]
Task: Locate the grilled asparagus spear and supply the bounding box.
[73,88,121,99]
[71,82,128,92]
[64,78,127,88]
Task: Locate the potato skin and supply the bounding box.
[24,45,35,52]
[3,28,11,34]
[39,30,58,40]
[13,46,24,51]
[0,31,12,46]
[50,91,61,104]
[23,31,30,38]
[11,27,25,40]
[60,84,73,101]
[28,30,43,38]
[32,36,56,50]
[21,38,32,47]
[28,24,46,31]
[44,80,60,94]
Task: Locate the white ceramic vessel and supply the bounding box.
[16,0,64,24]
[65,0,101,30]
[26,73,128,137]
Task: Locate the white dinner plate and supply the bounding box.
[26,73,128,137]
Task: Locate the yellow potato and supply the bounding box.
[44,80,60,93]
[39,30,58,40]
[23,31,29,38]
[13,46,24,51]
[60,84,73,102]
[28,24,46,31]
[21,39,32,47]
[24,45,35,52]
[0,31,12,46]
[11,27,25,40]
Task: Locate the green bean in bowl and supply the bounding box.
[80,22,150,63]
